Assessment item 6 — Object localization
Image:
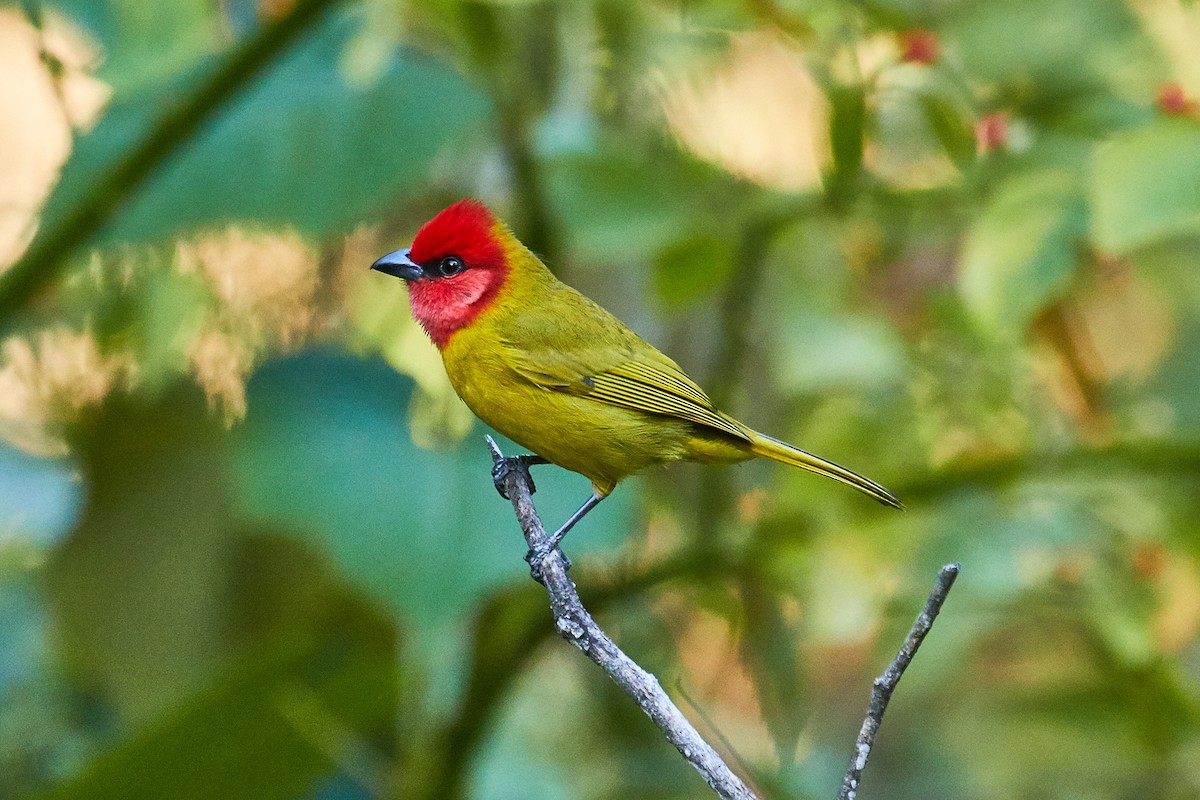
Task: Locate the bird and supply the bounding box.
[371,199,901,576]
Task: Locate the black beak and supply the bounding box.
[370,248,423,281]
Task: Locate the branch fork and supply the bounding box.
[484,435,959,800]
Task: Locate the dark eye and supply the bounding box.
[437,256,465,277]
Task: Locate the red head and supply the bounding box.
[371,200,511,348]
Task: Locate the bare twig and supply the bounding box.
[837,563,961,800]
[486,435,960,800]
[485,436,760,800]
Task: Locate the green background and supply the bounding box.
[1,0,1199,798]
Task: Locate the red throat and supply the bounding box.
[407,268,506,348]
[405,200,510,348]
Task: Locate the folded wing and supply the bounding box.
[500,336,752,444]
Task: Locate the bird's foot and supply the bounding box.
[525,544,571,584]
[491,454,549,500]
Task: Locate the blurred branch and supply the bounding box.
[0,0,348,324]
[486,435,760,800]
[837,563,960,800]
[456,2,558,263]
[705,213,786,407]
[416,548,733,799]
[497,104,559,265]
[449,451,963,800]
[894,441,1200,502]
[695,206,810,543]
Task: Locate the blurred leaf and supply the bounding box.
[959,168,1085,336]
[399,584,550,799]
[470,640,701,800]
[948,0,1141,96]
[944,609,1199,797]
[42,559,399,800]
[923,486,1094,605]
[41,378,401,798]
[866,64,966,189]
[47,0,222,97]
[544,144,743,263]
[1082,563,1158,669]
[1142,320,1200,437]
[918,91,975,170]
[774,309,906,393]
[231,349,631,625]
[46,387,240,721]
[652,232,735,307]
[677,0,756,31]
[41,10,490,245]
[5,1,1200,797]
[739,581,805,768]
[1091,120,1200,253]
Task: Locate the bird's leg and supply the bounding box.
[491,453,550,500]
[526,491,606,582]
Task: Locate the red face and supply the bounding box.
[386,200,510,348]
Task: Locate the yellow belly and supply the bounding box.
[440,335,702,494]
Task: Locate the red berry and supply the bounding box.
[974,112,1009,154]
[900,29,940,65]
[1157,82,1196,116]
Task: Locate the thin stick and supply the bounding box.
[486,436,759,800]
[837,563,961,800]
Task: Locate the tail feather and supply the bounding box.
[748,433,903,509]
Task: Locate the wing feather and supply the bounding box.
[588,370,752,441]
[494,282,752,444]
[501,342,752,444]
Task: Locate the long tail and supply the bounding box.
[748,432,903,509]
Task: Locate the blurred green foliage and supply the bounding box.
[1,0,1199,799]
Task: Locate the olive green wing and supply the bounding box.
[496,295,753,444]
